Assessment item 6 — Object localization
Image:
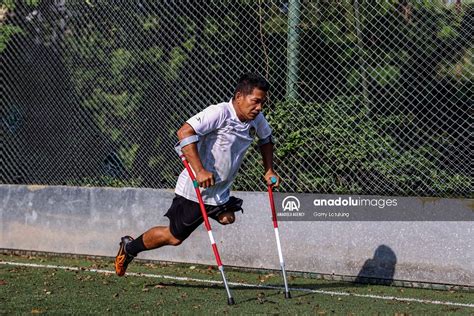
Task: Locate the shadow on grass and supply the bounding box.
[142,281,299,304]
[142,279,371,293]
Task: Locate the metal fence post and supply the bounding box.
[285,0,301,101]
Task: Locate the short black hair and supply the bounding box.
[233,73,270,97]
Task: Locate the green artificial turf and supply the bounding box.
[0,253,472,315]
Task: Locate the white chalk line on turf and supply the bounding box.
[1,261,473,308]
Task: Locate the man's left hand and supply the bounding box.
[264,170,280,188]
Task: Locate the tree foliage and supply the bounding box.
[2,0,472,197]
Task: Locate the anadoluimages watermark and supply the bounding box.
[274,193,472,221]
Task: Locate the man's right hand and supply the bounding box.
[196,169,215,188]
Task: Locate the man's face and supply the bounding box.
[234,88,267,121]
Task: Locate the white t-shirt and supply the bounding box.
[175,99,272,205]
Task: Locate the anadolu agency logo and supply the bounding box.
[279,196,305,217]
[282,196,300,211]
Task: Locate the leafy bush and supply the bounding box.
[235,96,470,197]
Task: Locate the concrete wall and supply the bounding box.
[1,184,472,286]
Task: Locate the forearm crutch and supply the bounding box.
[175,143,235,305]
[267,176,291,298]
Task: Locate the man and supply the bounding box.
[115,73,280,276]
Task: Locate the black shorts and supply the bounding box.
[164,195,243,241]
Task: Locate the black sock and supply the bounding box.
[125,234,147,256]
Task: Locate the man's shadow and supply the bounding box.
[355,245,397,285]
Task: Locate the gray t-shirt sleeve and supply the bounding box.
[186,104,226,136]
[253,113,272,139]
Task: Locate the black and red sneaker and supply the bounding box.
[114,236,135,276]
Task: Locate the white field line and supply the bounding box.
[1,261,473,308]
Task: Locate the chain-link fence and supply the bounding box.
[2,0,472,197]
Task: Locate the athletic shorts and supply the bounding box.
[164,195,243,241]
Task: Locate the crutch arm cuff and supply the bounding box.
[180,134,199,148]
[174,141,183,156]
[174,135,199,156]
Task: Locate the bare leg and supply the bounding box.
[142,226,182,249]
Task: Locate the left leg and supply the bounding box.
[141,225,182,249]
